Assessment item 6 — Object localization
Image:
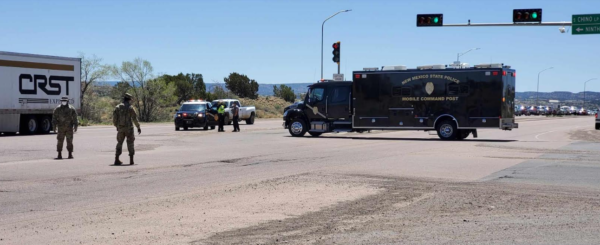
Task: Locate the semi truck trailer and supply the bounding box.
[0,51,81,135]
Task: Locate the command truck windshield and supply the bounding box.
[180,104,206,111]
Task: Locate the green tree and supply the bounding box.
[143,78,178,121]
[110,82,132,101]
[224,72,259,99]
[112,58,176,122]
[273,84,295,103]
[79,53,110,120]
[161,73,206,103]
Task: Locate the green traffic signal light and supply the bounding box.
[416,14,443,27]
[532,12,538,19]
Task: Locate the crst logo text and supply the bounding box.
[19,74,74,95]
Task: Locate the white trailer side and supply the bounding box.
[0,51,81,134]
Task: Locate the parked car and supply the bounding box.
[527,106,538,115]
[537,106,547,115]
[559,106,571,115]
[210,99,256,125]
[515,105,528,116]
[596,113,600,130]
[579,108,588,115]
[569,106,580,115]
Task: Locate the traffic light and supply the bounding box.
[513,9,542,23]
[416,14,443,27]
[332,41,340,63]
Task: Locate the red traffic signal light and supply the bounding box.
[332,41,340,63]
[513,9,542,23]
[416,14,443,27]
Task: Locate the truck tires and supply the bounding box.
[436,120,457,140]
[203,123,209,130]
[39,116,52,134]
[20,116,39,135]
[176,127,180,131]
[596,124,599,130]
[289,118,307,137]
[246,113,255,125]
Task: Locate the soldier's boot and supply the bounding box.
[56,152,63,160]
[129,155,134,165]
[68,152,73,159]
[114,156,123,166]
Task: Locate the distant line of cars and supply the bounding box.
[515,105,597,116]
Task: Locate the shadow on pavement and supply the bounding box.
[289,136,516,143]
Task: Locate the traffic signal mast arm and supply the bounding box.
[441,21,571,27]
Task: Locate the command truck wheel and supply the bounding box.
[308,132,322,137]
[39,116,52,134]
[289,118,307,137]
[183,126,188,131]
[246,113,255,125]
[436,120,457,140]
[20,116,39,135]
[203,123,209,130]
[176,127,180,131]
[211,126,215,130]
[596,124,599,130]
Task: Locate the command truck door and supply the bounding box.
[326,84,351,121]
[305,85,328,120]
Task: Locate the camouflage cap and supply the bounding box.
[60,96,69,101]
[124,93,133,99]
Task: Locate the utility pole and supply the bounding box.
[536,67,553,106]
[584,78,598,110]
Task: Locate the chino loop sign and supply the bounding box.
[572,14,600,35]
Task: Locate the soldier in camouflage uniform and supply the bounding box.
[113,93,141,165]
[52,96,78,159]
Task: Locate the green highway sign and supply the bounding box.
[572,14,600,35]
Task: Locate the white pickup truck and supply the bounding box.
[211,99,256,124]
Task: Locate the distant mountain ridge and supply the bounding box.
[516,91,600,101]
[97,81,600,100]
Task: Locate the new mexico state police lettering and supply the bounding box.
[401,74,461,85]
[402,97,459,101]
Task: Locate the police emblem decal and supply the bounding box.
[312,106,318,115]
[425,82,434,95]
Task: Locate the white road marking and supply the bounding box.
[534,125,588,140]
[535,131,556,140]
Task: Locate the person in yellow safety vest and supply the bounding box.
[217,102,225,132]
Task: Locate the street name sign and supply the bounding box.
[572,14,600,35]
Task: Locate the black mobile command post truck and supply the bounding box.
[283,63,518,140]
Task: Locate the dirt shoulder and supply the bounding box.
[570,127,600,142]
[197,174,600,245]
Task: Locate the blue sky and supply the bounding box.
[1,0,599,92]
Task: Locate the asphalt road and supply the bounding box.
[1,116,599,244]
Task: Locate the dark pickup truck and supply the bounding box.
[174,100,217,131]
